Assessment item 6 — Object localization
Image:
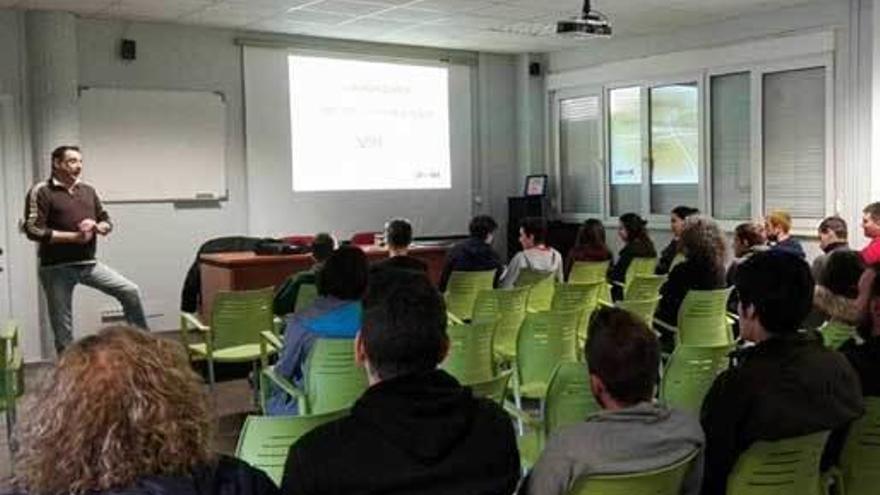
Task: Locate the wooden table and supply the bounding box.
[199,244,450,318]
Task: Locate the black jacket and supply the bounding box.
[609,238,657,300]
[280,370,521,495]
[439,238,504,292]
[656,239,679,275]
[656,257,726,326]
[700,333,864,495]
[771,237,806,259]
[180,236,266,313]
[841,334,880,397]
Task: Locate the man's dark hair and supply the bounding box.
[362,274,448,381]
[311,233,335,262]
[520,217,547,245]
[818,216,848,240]
[586,307,659,406]
[734,222,766,248]
[316,245,368,300]
[822,250,864,299]
[575,218,606,249]
[735,251,814,334]
[51,145,80,164]
[671,205,699,220]
[469,215,498,240]
[864,202,880,223]
[385,218,413,249]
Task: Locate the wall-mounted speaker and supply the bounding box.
[528,62,541,76]
[121,39,136,61]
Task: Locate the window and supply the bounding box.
[650,83,699,214]
[711,73,751,220]
[608,86,642,217]
[558,95,603,214]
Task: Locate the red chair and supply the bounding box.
[281,235,315,246]
[350,232,379,246]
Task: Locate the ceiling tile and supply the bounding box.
[304,0,392,16]
[285,8,353,24]
[372,7,443,23]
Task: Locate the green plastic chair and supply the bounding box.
[445,270,497,321]
[261,338,367,415]
[660,344,731,414]
[839,397,880,495]
[236,410,348,485]
[1,321,24,455]
[513,309,580,403]
[726,430,830,495]
[441,321,495,385]
[508,361,600,469]
[468,369,513,405]
[515,269,557,312]
[626,257,659,286]
[472,287,529,362]
[181,287,276,386]
[568,449,699,495]
[552,282,604,350]
[819,320,855,350]
[624,274,668,301]
[616,297,662,328]
[656,289,734,347]
[294,283,318,314]
[569,260,610,284]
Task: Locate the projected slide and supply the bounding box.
[289,55,451,192]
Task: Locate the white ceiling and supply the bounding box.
[1,0,826,53]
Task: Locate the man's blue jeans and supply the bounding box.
[39,261,148,353]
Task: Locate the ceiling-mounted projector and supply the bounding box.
[557,0,612,37]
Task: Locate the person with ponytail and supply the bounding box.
[609,213,656,300]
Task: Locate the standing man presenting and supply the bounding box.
[22,146,148,353]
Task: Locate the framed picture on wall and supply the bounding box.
[524,174,548,197]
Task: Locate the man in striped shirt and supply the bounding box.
[22,145,147,353]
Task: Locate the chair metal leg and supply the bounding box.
[207,357,215,390]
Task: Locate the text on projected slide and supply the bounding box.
[289,55,451,192]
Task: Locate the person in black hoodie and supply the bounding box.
[281,272,520,495]
[438,215,504,291]
[656,206,699,275]
[367,218,429,307]
[700,251,863,495]
[609,213,656,300]
[12,326,277,495]
[840,265,880,397]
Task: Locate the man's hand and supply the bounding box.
[78,218,97,233]
[76,229,94,244]
[95,221,111,236]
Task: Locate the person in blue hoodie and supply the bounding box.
[266,245,368,415]
[438,215,504,292]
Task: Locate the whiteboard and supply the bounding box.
[79,87,226,202]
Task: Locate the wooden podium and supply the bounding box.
[198,244,449,318]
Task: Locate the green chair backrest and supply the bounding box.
[616,297,661,328]
[569,261,610,285]
[303,339,368,415]
[839,397,880,495]
[442,322,495,385]
[568,450,699,495]
[625,257,658,286]
[624,274,667,301]
[726,430,830,495]
[516,309,580,395]
[660,344,732,414]
[1,321,24,410]
[473,288,529,360]
[820,319,855,350]
[469,370,513,405]
[676,288,734,347]
[211,288,275,350]
[515,269,557,312]
[445,270,497,320]
[552,282,604,344]
[295,283,318,313]
[235,410,348,485]
[543,362,600,436]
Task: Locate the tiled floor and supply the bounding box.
[0,362,258,490]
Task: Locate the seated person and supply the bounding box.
[812,216,850,282]
[726,222,767,314]
[273,232,335,316]
[564,218,613,279]
[810,250,864,329]
[267,246,367,415]
[701,251,863,495]
[765,210,805,258]
[656,215,727,331]
[522,307,704,495]
[281,274,520,494]
[499,216,563,288]
[13,326,277,495]
[840,266,880,396]
[439,214,504,292]
[656,206,699,275]
[609,213,656,300]
[367,218,429,307]
[860,202,880,265]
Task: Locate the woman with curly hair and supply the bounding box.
[655,215,728,339]
[13,326,277,495]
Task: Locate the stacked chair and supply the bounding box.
[568,450,699,495]
[444,270,497,321]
